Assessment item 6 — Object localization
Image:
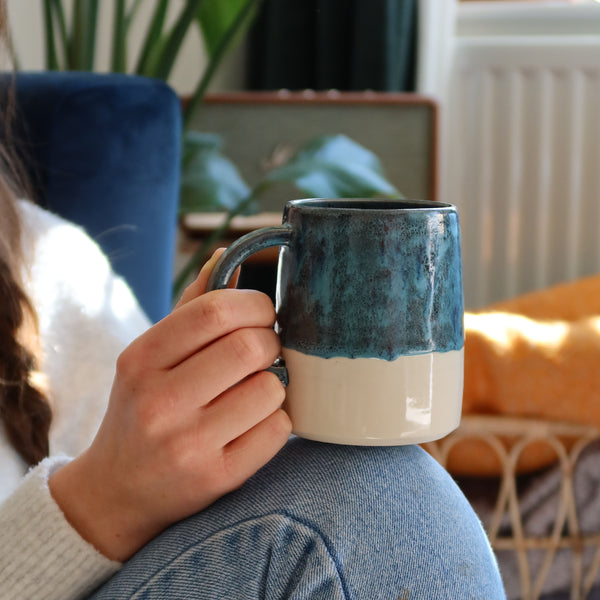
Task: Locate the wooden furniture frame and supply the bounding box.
[425,416,600,600]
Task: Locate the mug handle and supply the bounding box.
[205,224,293,385]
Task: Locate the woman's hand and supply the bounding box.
[49,251,291,562]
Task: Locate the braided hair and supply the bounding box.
[0,1,52,466]
[0,194,52,466]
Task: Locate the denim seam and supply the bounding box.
[126,511,350,599]
[277,509,350,599]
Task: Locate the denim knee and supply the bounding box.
[90,439,506,599]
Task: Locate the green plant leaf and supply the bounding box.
[111,0,127,72]
[151,0,205,80]
[134,0,168,75]
[124,0,144,30]
[179,131,254,215]
[184,0,262,126]
[196,0,257,57]
[69,0,99,70]
[111,0,144,72]
[43,0,60,70]
[53,0,69,66]
[263,135,400,199]
[42,0,69,70]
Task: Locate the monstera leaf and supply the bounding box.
[264,134,400,199]
[179,131,254,215]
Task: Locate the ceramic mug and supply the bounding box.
[206,198,464,445]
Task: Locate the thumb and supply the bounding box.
[175,249,240,309]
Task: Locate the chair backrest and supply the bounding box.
[6,71,181,322]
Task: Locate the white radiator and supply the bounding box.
[443,34,600,309]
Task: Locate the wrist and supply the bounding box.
[48,450,154,562]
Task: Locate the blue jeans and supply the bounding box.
[90,438,506,599]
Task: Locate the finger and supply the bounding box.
[130,289,276,371]
[175,249,225,309]
[165,327,281,407]
[176,249,240,309]
[221,409,292,487]
[200,371,286,448]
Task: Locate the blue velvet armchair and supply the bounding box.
[7,71,181,323]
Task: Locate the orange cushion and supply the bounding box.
[443,275,600,476]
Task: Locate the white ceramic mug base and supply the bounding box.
[282,348,464,446]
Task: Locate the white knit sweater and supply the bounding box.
[0,201,151,599]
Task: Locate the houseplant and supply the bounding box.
[38,0,400,297]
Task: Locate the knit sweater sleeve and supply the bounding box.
[0,456,121,600]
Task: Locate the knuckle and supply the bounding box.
[165,437,196,474]
[229,328,272,370]
[217,451,239,488]
[256,371,286,406]
[115,346,133,375]
[199,293,234,333]
[132,394,161,434]
[115,345,144,384]
[253,290,277,321]
[270,409,293,439]
[133,381,180,435]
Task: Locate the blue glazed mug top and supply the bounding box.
[278,199,463,360]
[206,198,464,361]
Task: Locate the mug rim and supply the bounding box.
[287,198,456,212]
